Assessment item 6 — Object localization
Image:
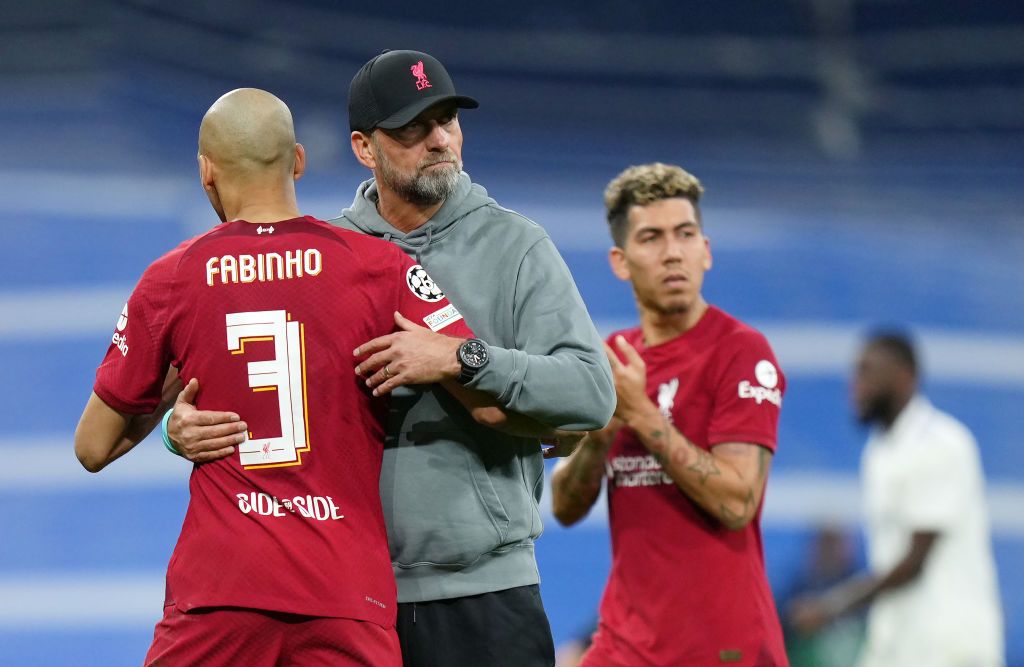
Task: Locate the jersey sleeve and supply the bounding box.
[706,330,785,451]
[391,252,474,339]
[93,263,175,414]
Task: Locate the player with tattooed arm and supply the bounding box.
[551,163,787,666]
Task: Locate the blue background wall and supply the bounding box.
[2,2,1022,664]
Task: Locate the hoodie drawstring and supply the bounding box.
[404,226,432,264]
[380,227,432,264]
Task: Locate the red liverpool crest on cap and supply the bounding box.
[410,60,432,91]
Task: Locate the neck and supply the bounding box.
[374,180,445,234]
[638,296,709,347]
[221,179,301,224]
[879,392,914,430]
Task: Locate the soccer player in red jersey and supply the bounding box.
[73,89,474,666]
[551,163,788,666]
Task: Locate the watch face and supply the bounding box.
[461,340,488,368]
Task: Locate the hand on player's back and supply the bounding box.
[167,378,247,463]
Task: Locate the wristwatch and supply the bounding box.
[457,338,489,385]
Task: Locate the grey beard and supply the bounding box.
[379,157,461,206]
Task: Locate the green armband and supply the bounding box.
[161,408,182,457]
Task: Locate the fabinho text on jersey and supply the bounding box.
[205,248,322,286]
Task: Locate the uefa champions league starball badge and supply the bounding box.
[406,264,445,302]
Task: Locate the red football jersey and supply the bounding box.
[587,306,787,667]
[93,216,472,627]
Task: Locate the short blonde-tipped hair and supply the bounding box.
[604,162,705,247]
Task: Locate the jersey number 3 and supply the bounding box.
[226,310,309,469]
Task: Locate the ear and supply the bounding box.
[293,143,306,181]
[608,246,631,282]
[350,131,377,170]
[702,235,713,271]
[198,154,215,192]
[198,154,226,222]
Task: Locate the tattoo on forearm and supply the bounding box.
[648,428,669,467]
[647,416,769,529]
[650,418,721,484]
[670,436,690,468]
[687,449,721,484]
[720,488,756,529]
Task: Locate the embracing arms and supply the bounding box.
[355,238,614,432]
[160,236,612,459]
[162,311,578,462]
[74,366,182,472]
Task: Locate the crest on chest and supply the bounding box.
[656,377,679,422]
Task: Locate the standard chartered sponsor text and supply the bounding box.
[609,455,673,487]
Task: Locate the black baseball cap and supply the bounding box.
[348,50,479,133]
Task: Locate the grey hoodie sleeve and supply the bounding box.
[465,236,615,431]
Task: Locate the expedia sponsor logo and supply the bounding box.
[112,302,129,356]
[738,380,781,406]
[755,359,778,389]
[112,331,129,357]
[738,359,781,406]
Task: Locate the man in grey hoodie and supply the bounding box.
[163,50,614,666]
